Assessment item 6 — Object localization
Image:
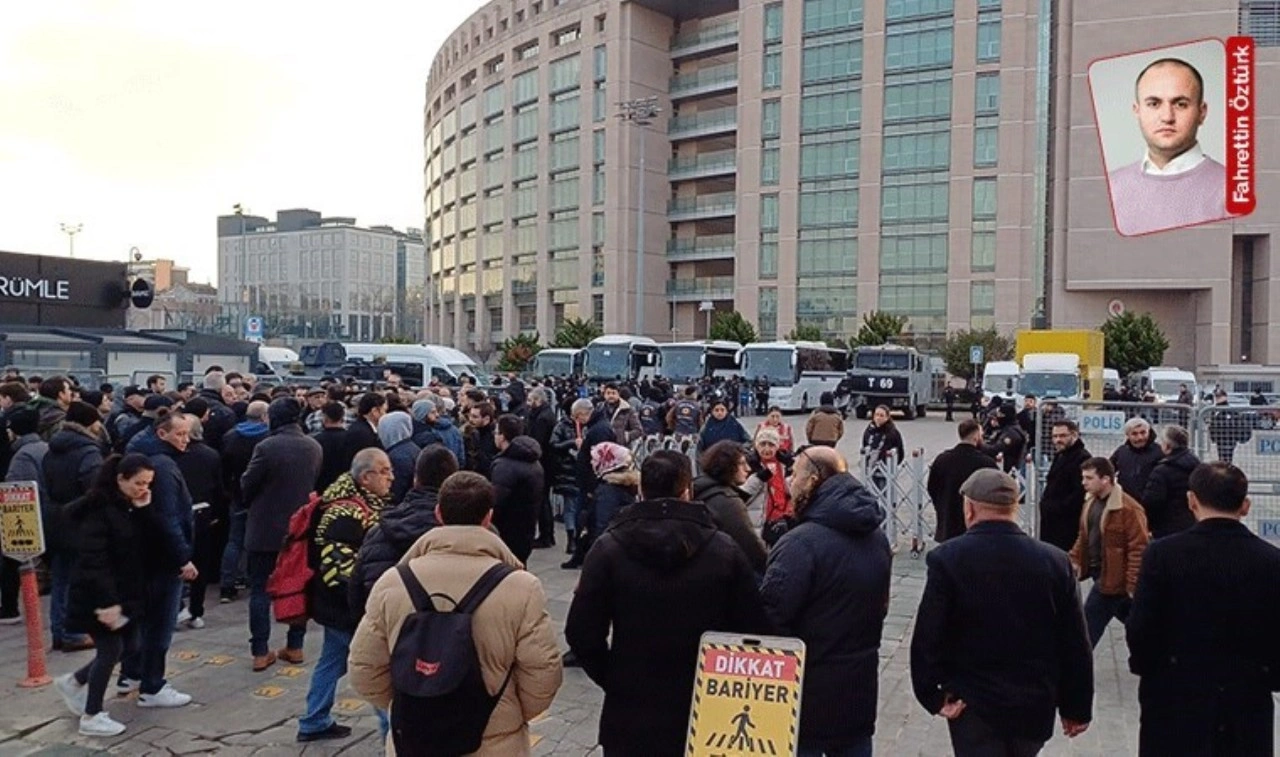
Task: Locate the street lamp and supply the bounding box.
[617,96,662,338]
[233,203,248,337]
[699,300,715,339]
[59,223,83,258]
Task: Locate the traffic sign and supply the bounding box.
[0,482,45,560]
[243,316,265,344]
[970,345,984,365]
[686,633,805,756]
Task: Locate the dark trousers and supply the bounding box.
[76,623,141,715]
[536,480,555,542]
[1084,585,1131,648]
[248,550,305,657]
[188,512,226,618]
[220,506,247,592]
[0,556,19,615]
[120,573,182,695]
[948,711,1045,757]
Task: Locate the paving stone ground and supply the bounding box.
[0,415,1273,755]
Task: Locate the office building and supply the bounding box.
[423,0,1279,367]
[216,209,426,342]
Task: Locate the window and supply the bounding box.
[549,175,580,210]
[593,45,607,81]
[971,229,996,271]
[882,130,950,172]
[885,0,952,21]
[483,84,504,116]
[762,99,782,138]
[554,25,581,46]
[970,281,995,314]
[761,194,780,232]
[549,213,579,251]
[595,14,606,33]
[800,137,860,180]
[550,54,581,92]
[592,249,604,287]
[512,70,538,105]
[881,178,949,222]
[550,91,580,132]
[974,126,998,167]
[800,188,859,227]
[593,294,604,322]
[485,56,505,76]
[593,129,605,163]
[761,147,781,185]
[977,12,1001,62]
[884,19,953,72]
[881,233,947,272]
[765,2,785,42]
[975,72,1000,114]
[883,72,951,122]
[802,38,863,83]
[513,142,538,180]
[593,165,605,204]
[515,40,539,60]
[979,0,1001,7]
[514,103,539,141]
[593,82,606,122]
[763,51,783,89]
[550,133,580,172]
[797,278,858,337]
[1240,2,1280,46]
[759,288,778,339]
[803,0,864,34]
[972,177,997,219]
[801,89,860,132]
[798,233,857,274]
[760,239,778,279]
[878,279,947,316]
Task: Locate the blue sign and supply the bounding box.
[1080,411,1125,434]
[1256,432,1280,456]
[970,345,984,365]
[244,316,264,343]
[1259,519,1280,544]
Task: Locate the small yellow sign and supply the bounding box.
[173,650,201,662]
[252,685,285,699]
[334,698,367,713]
[205,655,236,667]
[276,666,306,678]
[0,482,45,559]
[686,633,805,757]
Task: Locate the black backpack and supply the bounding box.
[390,562,515,757]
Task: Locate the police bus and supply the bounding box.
[847,344,935,420]
[656,341,742,386]
[739,341,849,413]
[583,335,660,383]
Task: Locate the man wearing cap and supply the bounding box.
[302,387,329,433]
[108,385,146,448]
[912,468,1093,755]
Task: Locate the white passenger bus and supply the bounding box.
[656,341,743,385]
[528,348,584,378]
[583,335,660,383]
[739,341,849,412]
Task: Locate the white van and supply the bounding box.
[340,343,486,387]
[981,361,1021,404]
[1132,367,1198,403]
[254,346,300,378]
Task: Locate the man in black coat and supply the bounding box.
[312,402,350,495]
[1038,419,1091,551]
[218,400,270,602]
[175,413,228,626]
[1126,462,1280,757]
[523,388,559,548]
[195,372,237,453]
[341,393,385,473]
[928,420,998,542]
[759,446,891,755]
[565,450,769,757]
[489,415,544,565]
[1109,417,1162,504]
[912,468,1094,755]
[1140,424,1201,538]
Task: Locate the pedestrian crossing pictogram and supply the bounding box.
[699,705,780,754]
[686,633,805,757]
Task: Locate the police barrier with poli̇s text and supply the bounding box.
[1196,402,1280,547]
[0,481,51,688]
[687,632,805,757]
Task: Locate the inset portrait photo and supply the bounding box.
[1088,39,1237,237]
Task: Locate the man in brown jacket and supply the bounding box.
[348,471,563,756]
[1068,457,1150,648]
[805,391,845,447]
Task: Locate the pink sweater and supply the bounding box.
[1107,157,1228,236]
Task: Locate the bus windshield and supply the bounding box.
[1152,379,1187,397]
[659,347,705,381]
[743,350,795,387]
[855,351,911,371]
[585,344,631,380]
[1021,372,1078,399]
[532,353,572,377]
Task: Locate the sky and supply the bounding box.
[0,0,486,284]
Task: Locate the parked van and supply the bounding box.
[981,361,1021,404]
[340,343,486,387]
[1131,367,1198,403]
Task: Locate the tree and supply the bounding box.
[826,337,850,352]
[551,317,603,349]
[1100,311,1169,376]
[851,311,908,347]
[786,323,824,342]
[940,328,1015,381]
[709,311,758,345]
[376,335,416,344]
[497,333,542,373]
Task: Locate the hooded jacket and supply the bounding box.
[695,413,752,454]
[27,395,64,442]
[378,412,420,506]
[64,487,165,635]
[221,419,269,507]
[412,415,466,467]
[489,436,544,564]
[349,527,563,757]
[805,405,845,446]
[564,499,771,755]
[349,485,441,615]
[760,474,891,748]
[1140,447,1201,538]
[1109,438,1162,505]
[42,422,105,551]
[588,469,639,534]
[195,388,237,453]
[131,431,194,571]
[691,474,769,574]
[310,473,388,631]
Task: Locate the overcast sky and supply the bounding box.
[0,0,485,284]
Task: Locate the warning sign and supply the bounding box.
[0,482,45,560]
[687,633,805,757]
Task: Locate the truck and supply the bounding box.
[1015,329,1105,401]
[846,344,935,420]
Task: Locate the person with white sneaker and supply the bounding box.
[57,454,161,737]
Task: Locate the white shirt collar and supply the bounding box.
[1141,143,1205,176]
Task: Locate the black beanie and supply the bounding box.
[65,401,100,428]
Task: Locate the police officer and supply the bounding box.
[666,387,703,439]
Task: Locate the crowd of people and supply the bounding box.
[0,365,1275,754]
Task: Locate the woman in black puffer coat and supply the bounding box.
[691,440,769,575]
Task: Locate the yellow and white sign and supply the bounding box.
[0,482,45,560]
[686,633,805,757]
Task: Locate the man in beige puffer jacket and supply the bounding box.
[348,471,563,756]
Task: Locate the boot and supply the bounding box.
[565,529,576,555]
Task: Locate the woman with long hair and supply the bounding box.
[55,454,161,736]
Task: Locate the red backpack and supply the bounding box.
[267,493,324,625]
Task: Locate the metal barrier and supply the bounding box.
[1195,403,1280,537]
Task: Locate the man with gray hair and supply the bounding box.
[565,398,615,566]
[195,371,236,453]
[219,399,271,604]
[1141,424,1201,537]
[524,387,559,548]
[1110,416,1162,503]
